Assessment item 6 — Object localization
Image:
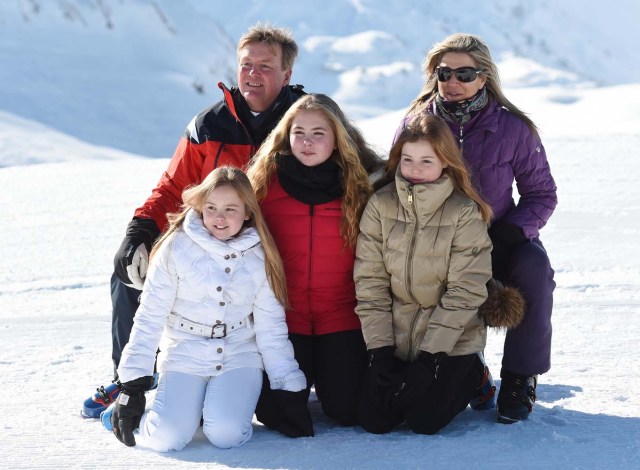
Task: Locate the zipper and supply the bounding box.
[405,185,422,361]
[308,204,315,333]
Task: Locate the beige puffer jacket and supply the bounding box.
[354,172,492,362]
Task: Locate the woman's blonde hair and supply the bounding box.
[377,114,493,223]
[247,93,374,248]
[407,33,538,138]
[151,166,288,306]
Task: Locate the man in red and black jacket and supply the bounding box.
[103,24,305,392]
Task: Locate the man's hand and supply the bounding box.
[114,218,160,289]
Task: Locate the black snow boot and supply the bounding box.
[497,370,537,424]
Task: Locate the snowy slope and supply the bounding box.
[1,0,639,157]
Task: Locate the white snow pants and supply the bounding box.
[135,368,263,452]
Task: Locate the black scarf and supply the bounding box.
[275,153,343,205]
[435,87,488,125]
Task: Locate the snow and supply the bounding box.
[1,1,640,468]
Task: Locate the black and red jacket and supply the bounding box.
[134,82,305,231]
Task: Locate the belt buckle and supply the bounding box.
[211,323,227,338]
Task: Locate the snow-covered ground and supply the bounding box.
[2,0,640,467]
[1,81,639,468]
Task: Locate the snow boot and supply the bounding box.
[469,352,496,410]
[497,370,537,423]
[82,373,158,419]
[100,401,116,432]
[82,382,120,419]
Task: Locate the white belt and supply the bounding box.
[168,313,252,339]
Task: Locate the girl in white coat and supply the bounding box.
[109,166,308,451]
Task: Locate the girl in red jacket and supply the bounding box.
[247,93,380,437]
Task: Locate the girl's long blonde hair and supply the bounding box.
[407,33,538,138]
[151,166,288,306]
[247,93,374,248]
[377,114,493,223]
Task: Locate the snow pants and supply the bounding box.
[358,352,484,435]
[110,272,141,379]
[136,368,263,452]
[495,238,555,376]
[256,329,368,428]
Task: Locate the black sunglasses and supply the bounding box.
[435,66,482,83]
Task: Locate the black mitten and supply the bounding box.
[271,389,314,438]
[111,376,154,447]
[365,346,405,414]
[489,221,528,280]
[395,351,445,408]
[113,218,161,288]
[489,221,527,251]
[367,346,403,386]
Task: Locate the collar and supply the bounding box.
[183,209,261,256]
[394,170,454,217]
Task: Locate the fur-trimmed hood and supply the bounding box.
[478,278,526,330]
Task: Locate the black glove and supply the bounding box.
[364,346,405,414]
[113,218,161,289]
[395,351,445,408]
[489,221,527,251]
[488,221,527,280]
[111,376,154,447]
[271,389,314,438]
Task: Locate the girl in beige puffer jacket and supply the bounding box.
[354,115,493,435]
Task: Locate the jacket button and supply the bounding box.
[217,348,223,353]
[216,286,222,292]
[216,365,222,370]
[219,301,225,306]
[216,320,222,324]
[225,255,230,260]
[231,253,237,258]
[225,267,230,273]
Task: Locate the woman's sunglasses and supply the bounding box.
[435,66,482,83]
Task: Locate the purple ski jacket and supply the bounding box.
[396,100,557,240]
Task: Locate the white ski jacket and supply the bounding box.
[117,209,306,392]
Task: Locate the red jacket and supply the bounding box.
[134,83,305,231]
[260,177,361,335]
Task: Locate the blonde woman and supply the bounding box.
[248,93,380,437]
[401,33,557,423]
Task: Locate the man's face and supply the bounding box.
[237,42,292,113]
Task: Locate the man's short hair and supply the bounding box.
[237,23,298,70]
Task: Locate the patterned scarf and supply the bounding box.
[435,87,489,125]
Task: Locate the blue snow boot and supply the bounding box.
[470,353,497,410]
[100,401,117,432]
[82,382,120,419]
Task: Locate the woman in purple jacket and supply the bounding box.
[398,33,557,423]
